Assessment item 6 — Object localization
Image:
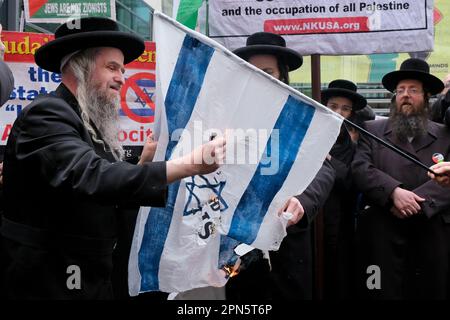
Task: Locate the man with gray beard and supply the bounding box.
[73,48,126,161]
[0,17,226,299]
[352,58,450,299]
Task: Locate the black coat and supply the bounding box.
[0,84,167,299]
[227,160,335,300]
[352,118,450,299]
[268,159,335,299]
[322,130,357,299]
[0,60,14,106]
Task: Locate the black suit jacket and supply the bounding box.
[351,118,450,299]
[268,160,335,299]
[1,84,167,299]
[352,118,450,219]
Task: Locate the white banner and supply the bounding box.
[208,0,434,55]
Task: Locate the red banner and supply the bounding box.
[0,31,157,147]
[1,31,155,69]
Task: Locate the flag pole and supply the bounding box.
[205,0,209,36]
[311,53,324,300]
[148,3,154,41]
[343,118,439,175]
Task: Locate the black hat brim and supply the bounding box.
[233,45,303,71]
[34,30,145,73]
[321,88,367,111]
[382,70,444,95]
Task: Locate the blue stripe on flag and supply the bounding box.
[138,34,214,292]
[136,79,155,87]
[228,96,315,244]
[119,109,154,117]
[218,236,240,270]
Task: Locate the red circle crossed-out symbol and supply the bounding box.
[120,72,155,123]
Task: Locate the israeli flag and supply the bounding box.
[128,11,343,295]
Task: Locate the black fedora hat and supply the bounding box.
[233,32,303,71]
[34,17,145,73]
[382,58,444,95]
[321,79,367,111]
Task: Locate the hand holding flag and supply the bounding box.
[128,11,343,295]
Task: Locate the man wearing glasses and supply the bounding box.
[352,58,450,299]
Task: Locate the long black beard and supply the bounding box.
[390,102,428,142]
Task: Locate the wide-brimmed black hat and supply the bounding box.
[321,79,367,111]
[34,17,145,73]
[233,32,303,71]
[382,58,444,95]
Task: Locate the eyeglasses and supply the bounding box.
[394,88,423,96]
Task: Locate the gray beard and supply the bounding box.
[77,80,123,160]
[390,104,428,142]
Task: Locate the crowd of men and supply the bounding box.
[1,16,450,300]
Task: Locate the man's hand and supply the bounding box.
[428,162,450,188]
[166,136,226,184]
[390,206,408,219]
[278,197,304,227]
[390,187,425,217]
[138,134,157,165]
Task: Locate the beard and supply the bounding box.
[77,79,124,160]
[389,100,428,142]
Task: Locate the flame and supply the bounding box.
[222,259,241,278]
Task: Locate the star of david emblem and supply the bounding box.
[143,88,154,101]
[184,174,228,216]
[134,88,154,107]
